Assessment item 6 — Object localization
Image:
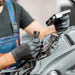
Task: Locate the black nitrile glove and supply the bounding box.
[12,38,41,63]
[54,15,70,34]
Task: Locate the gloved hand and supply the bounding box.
[11,38,41,63]
[54,15,70,34]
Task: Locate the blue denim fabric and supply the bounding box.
[0,34,20,54]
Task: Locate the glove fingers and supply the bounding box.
[55,15,70,31]
[33,38,40,43]
[33,43,41,47]
[34,47,41,52]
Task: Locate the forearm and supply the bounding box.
[0,52,16,71]
[39,26,56,38]
[24,21,56,38]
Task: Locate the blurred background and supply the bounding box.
[13,0,75,43]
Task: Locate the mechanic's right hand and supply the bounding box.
[11,38,41,63]
[54,15,70,34]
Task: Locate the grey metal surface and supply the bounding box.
[31,26,75,75]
